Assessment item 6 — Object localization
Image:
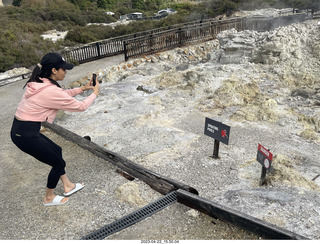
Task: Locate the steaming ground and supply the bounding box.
[55,13,320,239]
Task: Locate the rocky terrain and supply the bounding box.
[54,12,320,239]
[2,8,319,239]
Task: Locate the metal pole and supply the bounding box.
[213,139,220,158]
[260,166,267,186]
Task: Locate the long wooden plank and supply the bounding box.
[43,122,198,196]
[176,189,308,240]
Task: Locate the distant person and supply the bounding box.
[10,52,100,206]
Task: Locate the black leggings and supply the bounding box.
[10,118,66,189]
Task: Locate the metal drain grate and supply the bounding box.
[82,191,177,240]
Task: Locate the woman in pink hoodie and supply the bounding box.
[10,52,100,206]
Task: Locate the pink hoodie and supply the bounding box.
[15,78,96,123]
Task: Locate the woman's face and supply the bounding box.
[51,68,67,81]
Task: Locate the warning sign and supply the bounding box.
[204,117,230,145]
[257,143,273,171]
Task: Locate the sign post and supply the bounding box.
[256,143,273,186]
[213,139,220,158]
[204,118,231,158]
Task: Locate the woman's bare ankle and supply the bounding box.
[64,182,84,194]
[44,195,54,203]
[64,182,76,193]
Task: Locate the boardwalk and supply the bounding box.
[62,13,308,64]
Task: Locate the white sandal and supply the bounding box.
[43,195,69,206]
[63,183,85,196]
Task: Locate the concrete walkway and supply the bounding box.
[0,55,259,240]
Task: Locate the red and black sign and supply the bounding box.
[257,143,273,171]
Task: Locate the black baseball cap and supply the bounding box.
[40,52,74,70]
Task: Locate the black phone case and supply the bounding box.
[92,74,96,86]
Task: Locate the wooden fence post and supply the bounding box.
[178,28,182,47]
[96,43,101,58]
[149,34,153,52]
[123,41,128,61]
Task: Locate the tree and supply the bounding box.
[12,0,23,6]
[145,0,161,11]
[132,0,145,9]
[69,0,87,10]
[97,0,106,9]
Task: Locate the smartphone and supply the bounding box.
[92,73,97,86]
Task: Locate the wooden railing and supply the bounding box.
[123,14,307,61]
[0,72,31,87]
[60,19,214,64]
[61,36,126,64]
[124,18,245,61]
[61,12,308,64]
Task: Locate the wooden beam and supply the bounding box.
[43,122,198,196]
[176,189,308,240]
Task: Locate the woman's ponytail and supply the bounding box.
[23,63,61,89]
[23,63,43,89]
